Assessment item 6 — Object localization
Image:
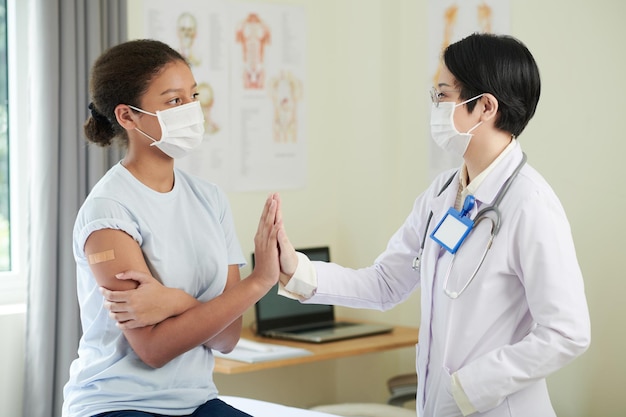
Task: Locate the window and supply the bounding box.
[0,0,27,304]
[0,0,8,273]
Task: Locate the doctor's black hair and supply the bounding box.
[443,33,541,138]
[84,39,188,147]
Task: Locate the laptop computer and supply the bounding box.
[253,246,393,343]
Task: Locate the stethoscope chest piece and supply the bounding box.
[411,254,422,271]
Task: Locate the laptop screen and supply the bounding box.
[253,246,333,333]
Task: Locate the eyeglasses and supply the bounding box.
[430,87,460,108]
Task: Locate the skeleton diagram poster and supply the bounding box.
[142,1,307,192]
[428,0,509,179]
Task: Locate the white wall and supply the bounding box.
[3,0,625,415]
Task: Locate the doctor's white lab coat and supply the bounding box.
[302,143,590,417]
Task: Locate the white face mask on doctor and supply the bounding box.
[430,89,484,157]
[129,100,205,159]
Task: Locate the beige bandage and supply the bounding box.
[88,249,115,265]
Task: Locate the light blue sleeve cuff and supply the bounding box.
[452,371,477,416]
[277,252,317,300]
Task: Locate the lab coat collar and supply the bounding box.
[430,172,461,219]
[427,142,524,220]
[470,142,524,207]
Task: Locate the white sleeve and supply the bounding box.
[451,372,477,416]
[277,252,318,300]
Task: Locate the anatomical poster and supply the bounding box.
[142,0,307,192]
[428,0,509,179]
[229,2,307,191]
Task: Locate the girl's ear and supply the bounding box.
[480,93,499,122]
[114,104,137,131]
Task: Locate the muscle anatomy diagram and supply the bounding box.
[235,13,271,89]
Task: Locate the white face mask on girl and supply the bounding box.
[129,101,205,159]
[430,94,484,157]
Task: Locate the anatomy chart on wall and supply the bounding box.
[428,0,509,179]
[230,2,307,191]
[142,1,307,192]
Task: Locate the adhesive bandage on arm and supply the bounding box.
[88,249,115,265]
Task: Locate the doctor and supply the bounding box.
[276,33,590,417]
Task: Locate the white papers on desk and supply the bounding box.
[213,338,313,363]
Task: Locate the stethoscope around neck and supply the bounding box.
[412,153,527,299]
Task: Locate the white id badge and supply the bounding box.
[430,208,474,254]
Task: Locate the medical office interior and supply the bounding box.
[1,0,624,416]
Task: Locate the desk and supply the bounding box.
[214,322,418,374]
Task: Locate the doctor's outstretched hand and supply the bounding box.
[275,195,298,285]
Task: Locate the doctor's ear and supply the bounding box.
[480,93,499,122]
[114,104,138,131]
